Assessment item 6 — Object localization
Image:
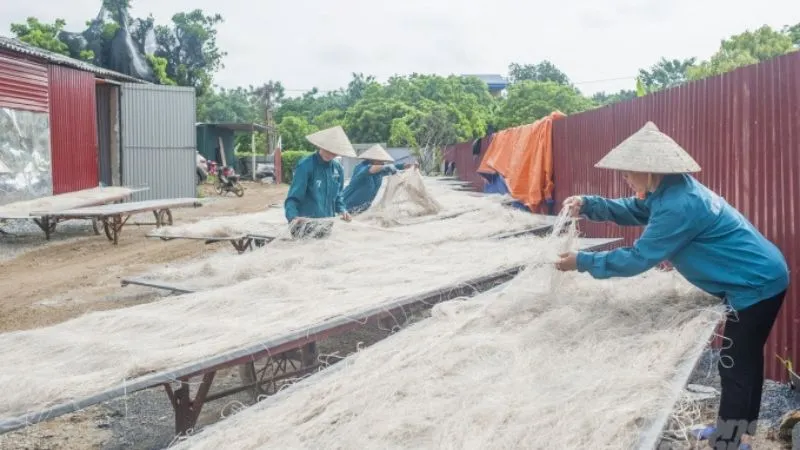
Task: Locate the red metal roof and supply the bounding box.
[0,51,48,113]
[0,36,144,83]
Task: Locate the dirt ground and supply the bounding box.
[0,182,286,333]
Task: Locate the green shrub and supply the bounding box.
[281,150,314,184]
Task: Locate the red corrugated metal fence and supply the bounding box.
[552,51,800,382]
[443,135,493,190]
[0,51,48,113]
[48,65,99,194]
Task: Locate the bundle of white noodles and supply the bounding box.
[149,208,287,239]
[169,209,725,450]
[359,169,443,226]
[0,201,557,424]
[141,204,552,291]
[150,171,484,238]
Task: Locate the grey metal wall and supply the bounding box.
[119,84,196,201]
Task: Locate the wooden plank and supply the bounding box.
[0,186,146,219]
[32,198,201,218]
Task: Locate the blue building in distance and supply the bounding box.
[461,74,508,96]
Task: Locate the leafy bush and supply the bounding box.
[281,150,313,183]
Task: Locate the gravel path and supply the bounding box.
[689,349,800,429]
[0,218,98,261]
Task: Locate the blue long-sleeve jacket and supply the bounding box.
[284,152,346,222]
[342,161,405,214]
[575,174,789,311]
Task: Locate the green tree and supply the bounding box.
[784,23,800,47]
[10,18,71,56]
[10,3,223,90]
[688,25,797,80]
[343,93,417,144]
[234,132,266,155]
[343,74,495,144]
[153,10,227,95]
[102,0,132,26]
[277,116,318,151]
[313,109,345,129]
[388,106,457,174]
[252,80,286,125]
[344,73,377,107]
[197,87,261,123]
[276,73,377,124]
[638,57,696,91]
[591,90,637,107]
[146,54,175,86]
[508,61,571,85]
[495,81,594,129]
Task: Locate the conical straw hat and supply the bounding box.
[594,121,701,174]
[359,144,394,163]
[305,126,357,158]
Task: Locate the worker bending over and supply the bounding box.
[284,126,357,239]
[342,144,417,215]
[555,122,788,450]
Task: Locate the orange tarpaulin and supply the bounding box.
[478,112,566,211]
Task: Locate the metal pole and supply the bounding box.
[251,127,257,181]
[266,109,274,156]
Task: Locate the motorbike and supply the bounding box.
[214,166,245,197]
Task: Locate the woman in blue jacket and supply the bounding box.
[284,126,357,239]
[343,144,416,215]
[555,122,789,450]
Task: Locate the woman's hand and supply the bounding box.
[563,196,584,217]
[555,252,578,271]
[340,212,352,222]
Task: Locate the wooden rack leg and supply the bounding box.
[43,216,51,240]
[301,342,319,368]
[34,216,55,240]
[102,215,126,245]
[230,238,252,254]
[164,371,216,436]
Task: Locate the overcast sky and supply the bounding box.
[2,0,799,97]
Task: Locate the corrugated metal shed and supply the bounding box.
[120,83,197,201]
[551,51,800,382]
[0,50,49,112]
[0,36,144,84]
[48,65,99,194]
[196,124,235,166]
